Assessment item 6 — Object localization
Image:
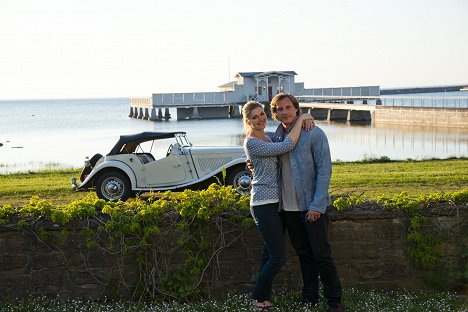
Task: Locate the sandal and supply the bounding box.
[251,300,274,310]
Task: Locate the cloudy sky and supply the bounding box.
[1,0,467,99]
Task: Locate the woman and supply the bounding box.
[242,101,313,310]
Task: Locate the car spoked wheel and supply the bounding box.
[228,167,252,195]
[96,172,131,202]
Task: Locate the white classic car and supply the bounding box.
[72,131,252,201]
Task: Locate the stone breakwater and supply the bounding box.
[374,106,468,128]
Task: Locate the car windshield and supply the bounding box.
[134,140,155,154]
[175,133,191,147]
[134,139,174,160]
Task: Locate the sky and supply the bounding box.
[1,0,467,100]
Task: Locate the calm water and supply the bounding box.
[0,94,467,174]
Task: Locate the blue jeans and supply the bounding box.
[251,203,287,301]
[284,211,342,306]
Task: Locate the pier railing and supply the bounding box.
[297,95,468,109]
[152,92,244,107]
[296,95,381,105]
[129,97,152,108]
[379,96,468,109]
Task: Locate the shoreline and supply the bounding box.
[1,155,466,175]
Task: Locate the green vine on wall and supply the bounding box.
[332,194,364,211]
[333,189,468,290]
[2,188,466,297]
[0,184,251,300]
[376,191,466,267]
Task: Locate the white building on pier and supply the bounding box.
[129,70,380,120]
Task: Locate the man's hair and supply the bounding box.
[270,93,300,121]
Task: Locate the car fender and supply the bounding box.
[78,160,137,190]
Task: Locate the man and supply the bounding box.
[271,92,344,312]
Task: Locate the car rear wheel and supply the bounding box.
[96,171,131,202]
[227,166,252,195]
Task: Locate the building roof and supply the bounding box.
[218,81,237,88]
[235,71,297,78]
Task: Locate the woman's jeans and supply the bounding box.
[251,203,287,301]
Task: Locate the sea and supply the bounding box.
[0,91,467,174]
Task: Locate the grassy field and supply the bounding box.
[1,158,467,207]
[329,158,468,197]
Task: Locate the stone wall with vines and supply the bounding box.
[0,186,466,301]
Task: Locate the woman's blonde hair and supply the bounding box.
[242,101,263,135]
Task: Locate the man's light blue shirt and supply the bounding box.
[273,125,332,214]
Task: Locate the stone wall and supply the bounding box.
[374,106,468,128]
[0,204,466,300]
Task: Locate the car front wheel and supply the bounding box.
[96,171,131,202]
[227,166,252,195]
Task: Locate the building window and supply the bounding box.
[255,87,263,95]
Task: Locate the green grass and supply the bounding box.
[1,158,467,207]
[0,168,86,206]
[0,289,466,311]
[329,158,468,198]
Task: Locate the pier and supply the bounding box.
[296,95,468,125]
[128,95,378,121]
[129,94,468,127]
[129,97,175,121]
[129,70,380,120]
[299,102,375,122]
[128,95,243,120]
[298,97,467,128]
[127,71,467,127]
[297,95,378,122]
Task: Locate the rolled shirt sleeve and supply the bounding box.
[307,129,332,213]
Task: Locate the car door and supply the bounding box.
[139,154,188,187]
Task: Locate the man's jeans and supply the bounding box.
[251,203,287,301]
[284,211,342,306]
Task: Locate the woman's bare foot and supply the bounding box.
[251,300,274,310]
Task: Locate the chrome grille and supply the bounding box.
[198,157,231,173]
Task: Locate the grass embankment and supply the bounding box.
[329,158,468,198]
[0,158,467,207]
